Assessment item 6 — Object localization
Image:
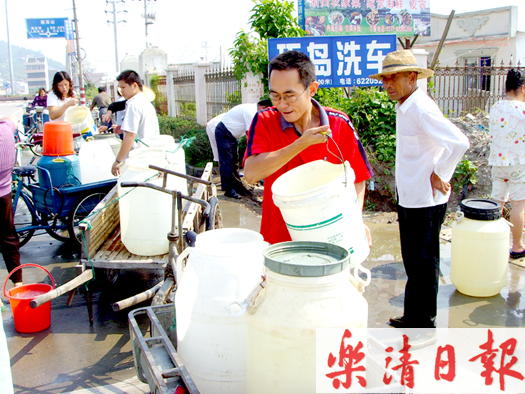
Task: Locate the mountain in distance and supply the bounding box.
[0,40,66,84]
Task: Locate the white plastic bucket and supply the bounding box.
[272,160,369,268]
[451,199,510,297]
[175,228,266,394]
[246,242,368,394]
[65,106,97,137]
[118,155,186,256]
[78,140,116,184]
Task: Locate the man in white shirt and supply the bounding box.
[215,100,271,199]
[206,113,225,162]
[111,70,159,176]
[371,50,469,329]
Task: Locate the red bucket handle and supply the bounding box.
[3,264,56,298]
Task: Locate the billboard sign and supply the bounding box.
[298,0,431,37]
[268,35,396,88]
[26,18,74,39]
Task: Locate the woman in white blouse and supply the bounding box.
[47,71,78,121]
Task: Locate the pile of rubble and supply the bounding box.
[448,110,492,212]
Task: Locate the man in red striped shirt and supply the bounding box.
[243,50,373,245]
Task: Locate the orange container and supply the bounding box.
[3,264,56,333]
[42,121,75,156]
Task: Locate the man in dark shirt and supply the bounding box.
[91,86,113,131]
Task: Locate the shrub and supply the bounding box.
[157,115,202,140]
[182,128,214,168]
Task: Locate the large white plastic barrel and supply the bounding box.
[0,316,14,394]
[272,160,369,267]
[131,135,186,175]
[246,241,368,394]
[118,155,187,256]
[78,140,116,184]
[175,228,266,394]
[451,199,510,297]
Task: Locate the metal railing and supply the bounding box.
[172,70,196,119]
[430,60,524,117]
[205,67,241,121]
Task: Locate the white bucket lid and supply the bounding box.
[264,241,349,277]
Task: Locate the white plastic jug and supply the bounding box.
[94,133,122,158]
[175,228,266,394]
[272,160,370,268]
[65,106,96,137]
[451,199,510,297]
[131,135,186,176]
[245,241,368,394]
[78,140,116,184]
[118,155,187,256]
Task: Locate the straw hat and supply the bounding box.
[370,50,434,81]
[143,86,156,102]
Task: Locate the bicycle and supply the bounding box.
[21,105,46,156]
[11,164,117,247]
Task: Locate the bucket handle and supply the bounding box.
[225,276,266,318]
[350,263,371,294]
[3,264,56,298]
[175,247,193,285]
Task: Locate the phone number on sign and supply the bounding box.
[355,78,382,86]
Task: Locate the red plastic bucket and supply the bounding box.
[3,264,56,333]
[42,121,75,156]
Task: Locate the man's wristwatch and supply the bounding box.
[115,159,121,163]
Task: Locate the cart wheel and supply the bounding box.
[41,214,72,242]
[68,193,106,246]
[103,268,119,284]
[205,196,222,231]
[12,190,38,247]
[28,135,42,156]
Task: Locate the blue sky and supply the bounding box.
[0,0,523,77]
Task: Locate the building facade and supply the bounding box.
[25,57,49,93]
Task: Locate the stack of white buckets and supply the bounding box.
[118,135,187,256]
[174,160,370,394]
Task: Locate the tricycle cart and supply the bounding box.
[12,164,117,246]
[30,162,221,323]
[129,304,200,394]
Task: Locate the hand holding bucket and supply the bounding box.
[3,264,56,333]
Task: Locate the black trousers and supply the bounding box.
[215,121,245,194]
[397,203,447,328]
[0,192,22,284]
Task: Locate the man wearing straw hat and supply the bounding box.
[370,50,469,329]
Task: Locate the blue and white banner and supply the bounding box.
[26,18,74,40]
[268,35,396,88]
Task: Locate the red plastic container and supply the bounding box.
[3,264,56,333]
[42,121,75,156]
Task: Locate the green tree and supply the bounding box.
[229,0,304,92]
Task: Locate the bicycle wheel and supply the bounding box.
[28,134,43,156]
[68,193,106,246]
[12,191,38,247]
[40,214,72,242]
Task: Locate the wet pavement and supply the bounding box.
[2,200,524,393]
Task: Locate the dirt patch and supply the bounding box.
[227,112,491,223]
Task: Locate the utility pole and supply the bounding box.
[106,0,127,76]
[72,0,85,105]
[4,0,15,96]
[142,0,156,48]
